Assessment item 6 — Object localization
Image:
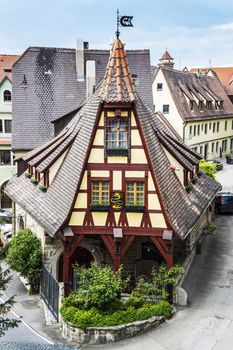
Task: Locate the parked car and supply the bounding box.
[216,192,233,214]
[209,160,223,171]
[0,209,12,224]
[225,154,233,164]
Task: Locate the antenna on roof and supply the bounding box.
[209,59,212,68]
[116,9,133,39]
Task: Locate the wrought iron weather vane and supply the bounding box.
[116,9,133,38]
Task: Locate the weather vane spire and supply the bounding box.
[116,9,133,39]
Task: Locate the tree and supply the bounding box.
[199,159,217,180]
[0,265,20,336]
[7,229,42,292]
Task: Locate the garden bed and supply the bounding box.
[61,314,165,345]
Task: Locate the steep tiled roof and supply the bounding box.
[5,38,220,239]
[0,54,20,83]
[99,39,136,103]
[12,46,153,151]
[162,67,233,121]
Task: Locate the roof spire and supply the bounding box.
[116,8,120,39]
[99,37,137,103]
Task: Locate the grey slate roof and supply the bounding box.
[0,343,78,350]
[12,46,153,151]
[161,67,233,121]
[6,38,221,239]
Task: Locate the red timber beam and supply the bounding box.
[62,234,85,296]
[149,236,173,268]
[101,235,135,272]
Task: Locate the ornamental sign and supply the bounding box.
[111,192,124,211]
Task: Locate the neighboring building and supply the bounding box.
[12,43,153,164]
[191,67,233,104]
[0,54,20,209]
[153,52,233,160]
[6,37,220,309]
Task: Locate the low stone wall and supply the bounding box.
[61,315,165,345]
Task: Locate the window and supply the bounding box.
[4,120,12,133]
[105,118,128,155]
[201,124,204,131]
[211,142,214,153]
[197,125,200,135]
[126,182,144,206]
[225,121,228,131]
[200,146,203,155]
[157,83,163,91]
[0,150,11,165]
[206,101,212,110]
[0,120,2,133]
[3,90,11,102]
[91,181,109,205]
[219,101,224,109]
[216,142,219,153]
[194,125,196,136]
[232,120,233,130]
[163,105,169,114]
[213,122,216,133]
[217,121,220,132]
[204,123,207,134]
[222,140,227,152]
[231,138,233,151]
[209,123,211,130]
[189,125,192,136]
[199,101,203,110]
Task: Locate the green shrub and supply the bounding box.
[71,262,129,311]
[60,300,172,330]
[199,159,216,180]
[136,264,184,301]
[124,290,147,309]
[7,229,42,292]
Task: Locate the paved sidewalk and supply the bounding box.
[1,262,77,348]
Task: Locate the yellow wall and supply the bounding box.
[49,149,68,183]
[185,118,233,160]
[162,146,184,185]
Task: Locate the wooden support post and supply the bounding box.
[63,238,71,297]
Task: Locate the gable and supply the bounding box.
[68,106,168,230]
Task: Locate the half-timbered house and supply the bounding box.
[6,37,220,298]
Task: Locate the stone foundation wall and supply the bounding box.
[61,316,165,345]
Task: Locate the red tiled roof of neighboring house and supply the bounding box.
[0,54,20,83]
[191,67,233,86]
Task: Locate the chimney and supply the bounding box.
[76,38,85,81]
[86,61,96,98]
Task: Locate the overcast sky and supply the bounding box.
[1,0,233,68]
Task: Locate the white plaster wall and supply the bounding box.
[152,69,184,136]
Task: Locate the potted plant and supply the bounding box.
[31,177,38,185]
[225,153,233,164]
[39,185,47,192]
[25,172,32,179]
[185,181,193,193]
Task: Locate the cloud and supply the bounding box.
[213,22,233,31]
[119,22,233,67]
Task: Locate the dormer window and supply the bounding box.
[157,83,163,91]
[105,117,129,156]
[198,101,203,110]
[206,101,212,110]
[3,90,11,102]
[219,101,224,109]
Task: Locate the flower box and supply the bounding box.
[90,205,109,212]
[125,205,145,212]
[106,148,128,156]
